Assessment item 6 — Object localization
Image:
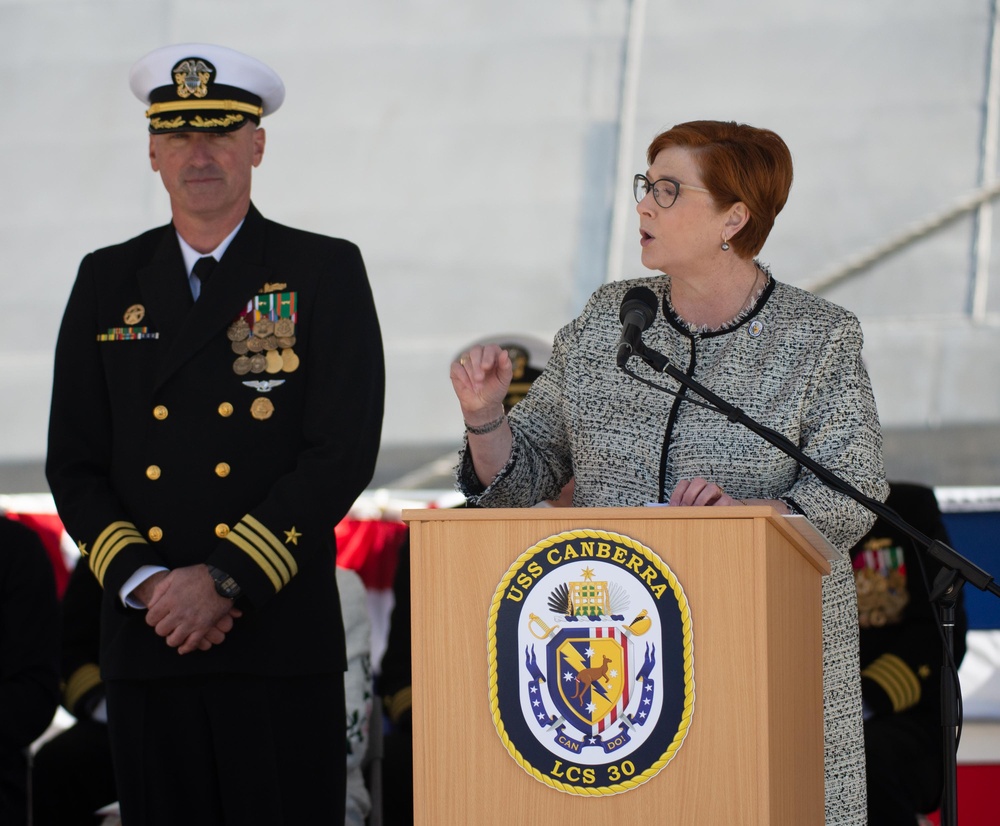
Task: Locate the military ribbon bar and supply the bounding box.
[97,327,160,341]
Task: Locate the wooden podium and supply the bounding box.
[402,506,835,825]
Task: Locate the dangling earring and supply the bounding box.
[721,236,730,251]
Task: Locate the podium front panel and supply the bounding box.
[405,507,825,825]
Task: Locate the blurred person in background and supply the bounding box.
[32,561,116,826]
[852,482,968,825]
[380,335,551,825]
[0,517,60,825]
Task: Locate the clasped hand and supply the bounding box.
[142,566,243,655]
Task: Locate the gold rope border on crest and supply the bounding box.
[486,528,695,796]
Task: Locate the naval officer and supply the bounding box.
[46,43,384,825]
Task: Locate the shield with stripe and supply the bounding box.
[547,625,632,736]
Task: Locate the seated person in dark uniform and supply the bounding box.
[32,560,117,825]
[852,482,968,825]
[0,517,60,826]
[378,335,550,825]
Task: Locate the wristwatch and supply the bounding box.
[207,565,242,600]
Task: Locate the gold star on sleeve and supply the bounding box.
[284,526,302,545]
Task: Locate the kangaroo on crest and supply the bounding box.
[572,655,613,706]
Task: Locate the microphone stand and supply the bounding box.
[622,343,1000,826]
[929,567,963,824]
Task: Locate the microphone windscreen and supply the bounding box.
[619,286,658,329]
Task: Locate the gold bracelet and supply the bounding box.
[465,413,506,435]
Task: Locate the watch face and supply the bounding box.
[209,567,241,599]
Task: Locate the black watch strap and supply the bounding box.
[207,565,242,600]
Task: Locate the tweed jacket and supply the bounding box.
[47,204,384,681]
[459,273,888,825]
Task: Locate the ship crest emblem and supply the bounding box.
[489,530,695,795]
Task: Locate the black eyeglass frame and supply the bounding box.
[633,173,711,209]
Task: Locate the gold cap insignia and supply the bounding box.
[173,58,213,99]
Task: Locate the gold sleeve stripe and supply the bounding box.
[93,530,146,586]
[92,521,138,562]
[241,514,299,576]
[94,532,143,586]
[384,686,412,723]
[862,652,921,712]
[225,530,284,592]
[230,521,293,585]
[64,663,102,713]
[145,99,264,117]
[93,529,138,575]
[91,522,146,586]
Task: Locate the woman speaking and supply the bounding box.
[451,120,887,824]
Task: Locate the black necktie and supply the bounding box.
[192,256,217,292]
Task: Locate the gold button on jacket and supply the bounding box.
[153,405,168,420]
[146,465,161,480]
[215,462,231,478]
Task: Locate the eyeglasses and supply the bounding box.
[633,174,711,209]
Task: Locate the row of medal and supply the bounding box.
[227,314,300,375]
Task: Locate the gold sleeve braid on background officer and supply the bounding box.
[45,43,384,826]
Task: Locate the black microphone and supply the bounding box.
[616,286,659,368]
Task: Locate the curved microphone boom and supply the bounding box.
[616,286,659,368]
[613,291,1000,601]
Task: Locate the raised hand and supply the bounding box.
[450,344,513,425]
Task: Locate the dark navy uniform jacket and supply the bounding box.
[853,482,968,717]
[46,203,384,681]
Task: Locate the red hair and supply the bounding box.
[646,121,793,258]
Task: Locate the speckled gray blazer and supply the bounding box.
[459,273,888,824]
